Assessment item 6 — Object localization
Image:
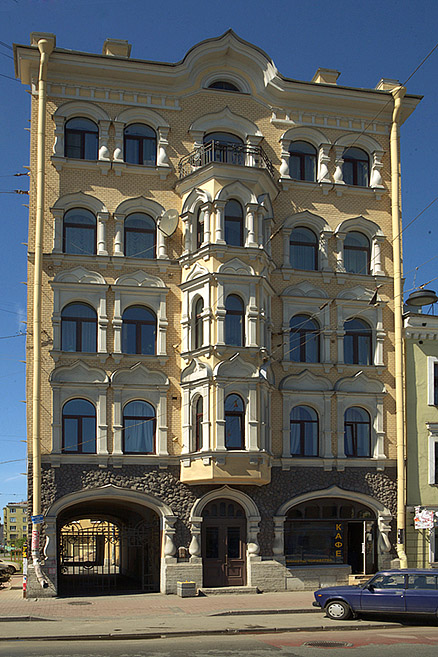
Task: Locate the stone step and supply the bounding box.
[199,586,260,596]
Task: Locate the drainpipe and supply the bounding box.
[390,85,408,568]
[31,37,54,589]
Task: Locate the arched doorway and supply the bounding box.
[202,499,246,587]
[57,499,160,596]
[284,498,376,575]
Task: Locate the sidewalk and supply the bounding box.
[0,576,401,642]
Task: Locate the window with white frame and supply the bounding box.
[113,108,170,173]
[335,217,385,277]
[282,211,332,271]
[427,357,438,405]
[51,192,109,256]
[427,423,438,484]
[279,127,331,184]
[113,197,167,260]
[181,359,212,454]
[333,134,384,190]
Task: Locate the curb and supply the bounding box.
[0,621,403,642]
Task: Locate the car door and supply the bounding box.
[360,573,406,612]
[405,574,438,614]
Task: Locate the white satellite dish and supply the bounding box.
[158,209,179,237]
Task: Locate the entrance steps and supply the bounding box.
[199,586,259,596]
[348,574,373,586]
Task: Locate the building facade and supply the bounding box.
[15,31,420,597]
[3,502,28,547]
[405,312,438,566]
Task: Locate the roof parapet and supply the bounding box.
[102,38,131,58]
[311,68,340,85]
[375,78,401,91]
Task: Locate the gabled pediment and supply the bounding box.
[337,285,375,301]
[50,361,108,385]
[186,263,209,281]
[214,356,258,379]
[52,266,106,285]
[181,359,212,384]
[282,281,328,299]
[218,258,254,276]
[280,370,331,392]
[335,372,385,394]
[114,271,166,288]
[111,362,169,387]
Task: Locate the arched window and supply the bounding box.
[208,81,240,92]
[289,141,317,181]
[225,294,245,346]
[289,314,320,363]
[203,132,244,165]
[62,399,96,453]
[194,297,204,349]
[289,226,318,270]
[124,123,157,166]
[61,303,97,352]
[124,213,156,259]
[225,394,244,450]
[64,117,98,160]
[344,407,371,457]
[195,396,203,451]
[344,231,370,274]
[342,147,369,186]
[344,318,372,365]
[122,306,156,355]
[196,207,205,249]
[224,199,244,246]
[290,406,319,456]
[123,400,155,453]
[63,208,97,255]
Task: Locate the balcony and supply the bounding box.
[180,452,271,486]
[178,141,275,179]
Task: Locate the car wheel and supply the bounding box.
[325,600,352,620]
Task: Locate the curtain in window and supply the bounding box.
[123,400,155,453]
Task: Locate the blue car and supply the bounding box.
[313,569,438,620]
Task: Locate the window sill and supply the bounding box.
[51,350,109,364]
[279,177,332,195]
[281,361,333,374]
[110,352,168,365]
[280,266,333,283]
[43,454,172,467]
[112,161,171,179]
[277,457,392,472]
[51,156,111,175]
[334,271,390,284]
[333,181,386,200]
[335,363,385,375]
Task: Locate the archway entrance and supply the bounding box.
[284,498,376,575]
[57,499,160,596]
[202,499,246,587]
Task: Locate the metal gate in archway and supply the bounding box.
[58,518,160,596]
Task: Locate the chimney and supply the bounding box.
[102,39,131,58]
[312,68,340,85]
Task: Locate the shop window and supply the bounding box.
[342,147,369,186]
[61,302,97,352]
[289,141,317,181]
[344,318,372,365]
[124,123,157,165]
[62,399,96,453]
[122,306,156,355]
[290,405,319,456]
[63,208,96,255]
[289,226,318,270]
[225,394,244,450]
[124,213,156,259]
[224,199,244,246]
[225,294,245,346]
[122,400,156,454]
[344,406,371,457]
[65,117,98,160]
[344,231,370,274]
[289,314,320,363]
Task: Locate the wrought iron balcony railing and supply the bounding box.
[178,140,275,179]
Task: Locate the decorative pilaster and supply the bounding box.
[113,121,124,162]
[52,208,64,253]
[53,116,64,156]
[214,200,226,244]
[318,143,332,183]
[272,516,286,559]
[157,127,170,167]
[189,518,202,558]
[333,145,345,184]
[113,213,124,256]
[98,120,111,161]
[370,150,384,188]
[279,144,290,178]
[336,233,346,272]
[97,211,109,256]
[201,203,211,246]
[163,516,177,558]
[246,203,258,247]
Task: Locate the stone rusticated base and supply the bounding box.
[286,564,351,591]
[26,560,57,599]
[162,557,203,594]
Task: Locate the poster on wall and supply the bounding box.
[414,507,436,529]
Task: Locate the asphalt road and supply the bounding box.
[2,627,438,657]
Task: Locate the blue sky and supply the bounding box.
[0,0,437,510]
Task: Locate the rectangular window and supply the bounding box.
[435,364,438,405]
[427,357,438,405]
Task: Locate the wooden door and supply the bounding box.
[202,500,246,587]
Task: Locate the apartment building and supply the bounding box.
[14,31,420,597]
[3,501,27,547]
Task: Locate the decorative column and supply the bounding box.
[112,294,122,354]
[97,387,108,455]
[318,143,332,183]
[370,150,384,188]
[336,394,346,458]
[52,208,64,253]
[245,135,261,168]
[163,516,178,559]
[215,385,226,451]
[157,393,168,456]
[283,229,292,267]
[320,227,333,271]
[246,203,258,247]
[157,127,170,167]
[333,145,345,184]
[213,200,226,244]
[97,211,109,256]
[51,386,61,453]
[98,120,111,161]
[112,391,123,455]
[113,213,124,257]
[247,516,261,559]
[272,516,286,561]
[113,121,124,162]
[201,383,210,451]
[189,518,202,559]
[97,297,108,353]
[181,388,190,454]
[247,386,258,451]
[201,202,211,246]
[322,393,334,458]
[372,235,385,276]
[375,396,386,459]
[157,297,168,355]
[157,222,168,259]
[335,233,346,272]
[216,281,226,345]
[52,116,64,156]
[279,141,290,178]
[248,283,258,347]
